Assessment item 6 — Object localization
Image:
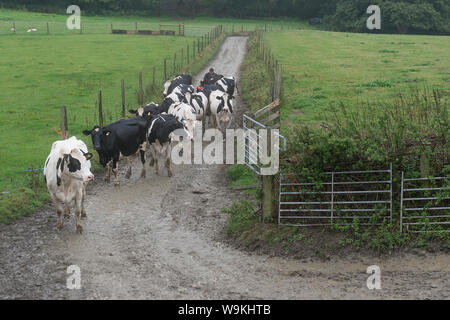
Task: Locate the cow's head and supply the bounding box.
[83,126,112,151]
[216,92,233,114]
[57,148,94,183]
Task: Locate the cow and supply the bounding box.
[160,92,188,114]
[147,114,191,177]
[167,102,197,139]
[83,117,148,186]
[185,91,208,122]
[163,73,193,97]
[43,136,94,233]
[129,102,161,119]
[209,90,234,131]
[171,84,195,99]
[216,76,238,97]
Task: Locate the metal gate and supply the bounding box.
[243,114,286,175]
[400,174,450,233]
[278,165,393,227]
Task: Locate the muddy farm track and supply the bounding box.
[1,36,449,300]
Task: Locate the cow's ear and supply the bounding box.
[83,130,91,136]
[129,109,136,114]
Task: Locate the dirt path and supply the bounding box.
[1,36,449,300]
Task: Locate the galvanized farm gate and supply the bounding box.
[278,165,393,227]
[243,112,286,222]
[400,174,450,233]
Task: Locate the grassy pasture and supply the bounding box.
[0,9,308,36]
[262,30,450,125]
[0,9,242,221]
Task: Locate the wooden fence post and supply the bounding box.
[47,22,49,34]
[173,53,176,75]
[121,79,125,118]
[60,106,68,138]
[152,67,156,89]
[164,59,167,81]
[98,90,103,128]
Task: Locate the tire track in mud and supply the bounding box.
[0,36,449,300]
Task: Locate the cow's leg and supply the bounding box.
[64,202,70,218]
[112,156,120,186]
[104,162,111,183]
[125,157,132,179]
[216,115,222,131]
[149,151,155,167]
[74,192,83,234]
[51,194,64,229]
[165,145,173,177]
[81,185,87,219]
[140,148,146,178]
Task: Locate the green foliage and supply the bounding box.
[223,199,258,236]
[285,88,449,176]
[324,0,449,35]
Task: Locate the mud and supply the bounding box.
[0,36,449,300]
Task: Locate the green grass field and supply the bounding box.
[0,9,247,221]
[0,9,307,36]
[262,30,450,125]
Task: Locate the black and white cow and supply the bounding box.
[167,102,197,139]
[217,76,238,97]
[163,73,193,97]
[43,136,94,233]
[160,92,188,114]
[83,117,148,185]
[129,102,161,119]
[209,90,234,131]
[185,91,208,122]
[147,114,191,177]
[171,84,195,99]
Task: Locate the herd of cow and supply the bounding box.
[43,72,237,233]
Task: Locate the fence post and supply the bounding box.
[121,79,125,118]
[47,22,49,34]
[331,172,334,224]
[173,53,176,75]
[152,67,156,89]
[80,22,82,34]
[164,59,167,81]
[60,106,68,138]
[135,22,138,31]
[400,171,404,233]
[98,90,103,128]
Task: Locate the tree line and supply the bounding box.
[1,0,448,34]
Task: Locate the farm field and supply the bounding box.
[0,9,308,36]
[262,30,450,125]
[0,10,242,219]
